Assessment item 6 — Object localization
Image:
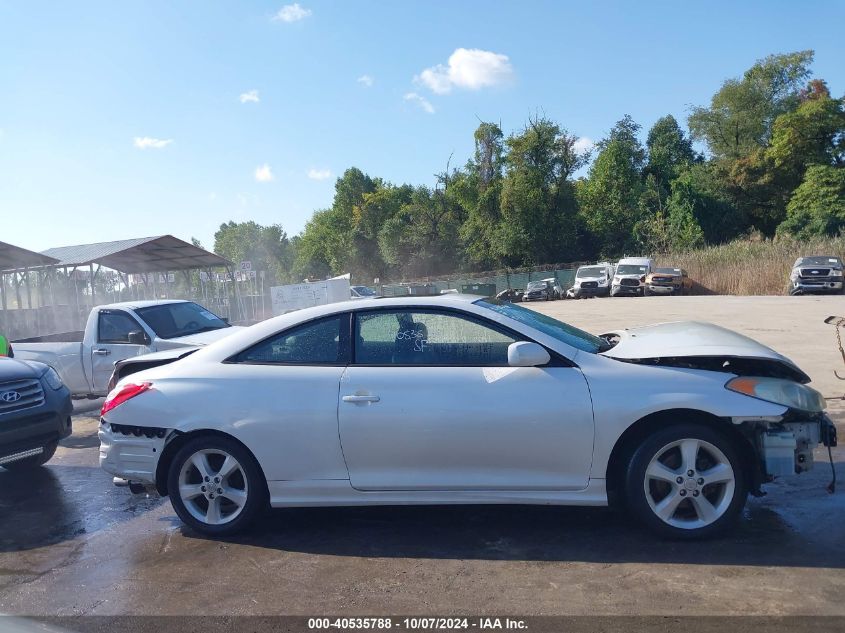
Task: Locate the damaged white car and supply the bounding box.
[99,295,836,539]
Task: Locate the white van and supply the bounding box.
[611,257,654,297]
[571,262,614,298]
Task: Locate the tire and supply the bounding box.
[2,441,57,470]
[644,287,652,297]
[167,435,267,537]
[625,424,748,539]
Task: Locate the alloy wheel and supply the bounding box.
[643,438,736,530]
[178,449,249,526]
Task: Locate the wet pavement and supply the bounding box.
[1,297,844,617]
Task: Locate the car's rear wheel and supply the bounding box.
[625,424,747,539]
[167,435,267,536]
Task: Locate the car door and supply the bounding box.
[91,310,150,393]
[220,313,351,481]
[337,308,594,491]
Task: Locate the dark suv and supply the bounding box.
[0,357,72,470]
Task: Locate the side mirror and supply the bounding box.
[507,341,551,367]
[128,330,150,346]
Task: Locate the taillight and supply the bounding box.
[101,382,152,416]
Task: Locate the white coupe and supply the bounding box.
[99,295,833,538]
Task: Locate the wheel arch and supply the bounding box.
[604,408,761,508]
[154,428,269,498]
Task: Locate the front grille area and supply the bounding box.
[651,276,674,283]
[0,378,45,415]
[800,268,831,278]
[620,278,640,287]
[580,281,598,289]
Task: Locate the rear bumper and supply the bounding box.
[98,421,166,485]
[0,385,72,463]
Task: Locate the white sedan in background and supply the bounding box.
[99,295,832,539]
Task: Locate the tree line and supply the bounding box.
[211,50,845,286]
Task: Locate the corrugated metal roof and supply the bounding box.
[0,241,60,272]
[38,235,231,273]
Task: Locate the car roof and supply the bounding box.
[97,299,191,311]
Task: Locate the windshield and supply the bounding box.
[654,268,681,275]
[476,299,607,354]
[352,286,377,296]
[797,256,842,267]
[135,302,230,339]
[526,281,547,290]
[617,264,648,275]
[576,267,604,278]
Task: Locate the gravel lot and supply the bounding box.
[0,295,843,618]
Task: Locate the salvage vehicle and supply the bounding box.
[99,294,835,539]
[1,357,72,470]
[13,300,240,398]
[523,279,561,301]
[572,263,614,298]
[495,288,524,303]
[611,257,653,297]
[645,267,692,296]
[789,256,844,295]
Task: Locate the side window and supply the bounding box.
[234,315,348,364]
[355,310,519,366]
[98,311,144,344]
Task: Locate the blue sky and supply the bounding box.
[1,1,843,253]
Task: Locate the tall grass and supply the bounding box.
[654,236,845,295]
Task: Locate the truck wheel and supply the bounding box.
[625,424,747,539]
[644,287,652,297]
[2,441,58,470]
[167,435,267,537]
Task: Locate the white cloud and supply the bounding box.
[404,92,435,114]
[239,89,260,104]
[254,164,274,182]
[307,168,333,181]
[272,3,311,22]
[416,48,514,94]
[573,137,595,154]
[133,136,173,149]
[357,74,374,87]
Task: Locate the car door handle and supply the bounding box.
[93,349,111,356]
[342,394,380,403]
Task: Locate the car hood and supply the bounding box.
[0,357,42,381]
[156,326,244,349]
[599,321,809,381]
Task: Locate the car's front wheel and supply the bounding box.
[167,435,267,536]
[625,424,747,539]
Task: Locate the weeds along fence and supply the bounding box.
[654,236,845,296]
[394,236,845,297]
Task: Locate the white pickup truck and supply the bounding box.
[12,300,240,398]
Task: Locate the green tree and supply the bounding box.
[767,80,845,186]
[777,165,845,239]
[498,116,589,265]
[213,221,294,284]
[689,50,814,159]
[644,115,697,188]
[579,115,645,257]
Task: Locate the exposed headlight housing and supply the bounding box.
[42,366,64,390]
[726,376,825,412]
